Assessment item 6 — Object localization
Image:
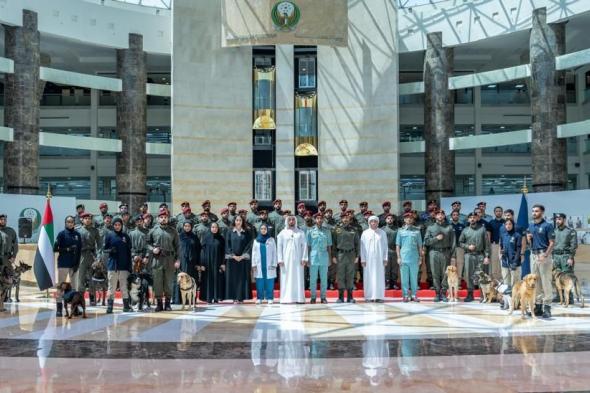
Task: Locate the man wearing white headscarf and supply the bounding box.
[360,216,388,302]
[277,215,309,303]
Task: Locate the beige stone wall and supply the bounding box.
[317,0,399,213]
[172,0,253,211]
[222,0,348,47]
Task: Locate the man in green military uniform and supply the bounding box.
[553,213,578,304]
[147,208,180,312]
[332,213,360,303]
[0,214,18,268]
[323,208,337,290]
[247,199,260,227]
[382,213,399,290]
[295,202,307,228]
[77,212,101,304]
[333,200,349,224]
[302,210,314,234]
[193,211,211,243]
[217,207,232,239]
[424,209,455,302]
[129,214,151,308]
[268,199,284,232]
[227,201,238,225]
[378,201,392,228]
[459,212,491,302]
[176,206,197,233]
[174,201,191,225]
[255,209,275,238]
[355,201,369,227]
[201,200,218,223]
[93,202,110,229]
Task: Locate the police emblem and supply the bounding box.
[271,1,301,32]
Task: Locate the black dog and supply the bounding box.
[127,272,152,311]
[89,259,108,306]
[58,282,87,319]
[4,261,31,303]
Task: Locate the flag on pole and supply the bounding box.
[517,192,531,277]
[33,197,55,290]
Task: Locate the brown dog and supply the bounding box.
[446,265,459,302]
[553,269,584,308]
[57,282,87,319]
[177,272,197,311]
[509,274,538,319]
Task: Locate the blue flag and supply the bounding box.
[517,193,530,277]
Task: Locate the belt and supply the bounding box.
[532,249,547,255]
[430,247,451,252]
[552,250,570,255]
[337,248,356,253]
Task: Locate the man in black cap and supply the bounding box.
[450,200,467,224]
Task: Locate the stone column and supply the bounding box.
[116,33,147,212]
[3,10,41,194]
[424,32,454,202]
[530,8,567,192]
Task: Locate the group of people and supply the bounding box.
[50,197,578,318]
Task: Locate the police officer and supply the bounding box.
[382,213,399,290]
[0,214,18,267]
[307,212,332,304]
[93,202,110,229]
[450,201,467,224]
[53,216,82,316]
[323,209,336,230]
[295,202,307,228]
[552,213,577,304]
[527,204,555,318]
[77,212,100,304]
[333,199,349,224]
[255,209,275,238]
[130,214,152,308]
[176,206,197,233]
[247,199,260,227]
[194,211,211,243]
[217,207,232,239]
[378,201,392,228]
[332,212,360,303]
[268,199,284,231]
[450,210,466,285]
[355,201,369,227]
[424,209,455,302]
[147,208,180,312]
[458,212,491,302]
[74,204,85,226]
[227,201,238,225]
[317,200,327,215]
[175,201,191,224]
[201,200,218,223]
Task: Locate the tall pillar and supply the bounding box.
[275,45,296,211]
[90,89,99,200]
[116,33,147,212]
[424,32,454,202]
[3,10,41,194]
[530,8,567,192]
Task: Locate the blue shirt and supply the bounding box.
[306,226,332,266]
[527,219,555,251]
[54,228,82,269]
[451,221,465,246]
[104,230,132,272]
[395,226,422,265]
[499,230,522,269]
[488,218,506,244]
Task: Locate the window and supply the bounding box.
[481,80,530,105]
[298,170,317,201]
[98,177,116,200]
[399,176,424,201]
[147,177,171,202]
[298,57,316,89]
[254,170,273,201]
[40,177,91,199]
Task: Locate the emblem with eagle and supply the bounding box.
[271,1,301,32]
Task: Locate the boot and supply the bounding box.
[56,302,63,317]
[464,290,474,302]
[164,297,172,311]
[346,289,355,303]
[123,298,132,312]
[337,289,344,303]
[106,299,114,314]
[433,293,441,302]
[89,293,96,307]
[569,291,575,305]
[534,304,543,317]
[542,304,552,319]
[155,298,163,312]
[440,290,448,303]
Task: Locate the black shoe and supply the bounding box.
[464,291,474,303]
[441,291,448,303]
[337,289,344,303]
[106,299,114,314]
[89,294,96,307]
[164,298,172,311]
[347,289,355,303]
[310,298,316,304]
[542,305,552,319]
[123,298,132,312]
[155,299,163,312]
[534,304,543,317]
[321,298,328,304]
[433,294,441,303]
[56,302,63,317]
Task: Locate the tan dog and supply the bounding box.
[509,274,538,319]
[446,265,459,302]
[553,269,584,308]
[177,272,197,311]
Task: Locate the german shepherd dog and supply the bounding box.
[90,259,108,306]
[553,268,584,308]
[127,258,152,311]
[0,265,15,312]
[4,261,31,303]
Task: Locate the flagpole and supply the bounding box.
[45,185,51,299]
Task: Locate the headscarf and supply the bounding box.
[180,221,194,241]
[368,215,379,224]
[284,215,298,231]
[256,223,271,243]
[112,217,123,232]
[203,222,224,246]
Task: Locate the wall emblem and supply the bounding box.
[272,1,301,32]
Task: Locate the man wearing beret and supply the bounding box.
[355,201,369,227]
[175,201,191,225]
[255,209,275,238]
[201,200,218,223]
[176,206,197,233]
[382,213,399,290]
[424,209,455,302]
[247,199,260,227]
[217,207,232,239]
[378,201,392,228]
[307,213,333,304]
[317,200,327,215]
[553,213,578,304]
[268,199,284,233]
[227,202,238,225]
[93,202,110,229]
[77,212,101,304]
[459,212,491,302]
[296,202,307,229]
[333,199,349,224]
[332,212,360,303]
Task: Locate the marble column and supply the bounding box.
[530,8,567,192]
[424,32,454,203]
[116,33,147,212]
[3,10,41,194]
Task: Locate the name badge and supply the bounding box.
[510,237,515,243]
[538,227,543,234]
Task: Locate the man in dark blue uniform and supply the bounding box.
[54,216,82,317]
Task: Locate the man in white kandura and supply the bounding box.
[360,215,388,303]
[277,215,309,304]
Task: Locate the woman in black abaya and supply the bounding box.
[199,222,226,303]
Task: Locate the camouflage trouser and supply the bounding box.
[553,254,574,274]
[465,253,483,290]
[336,252,357,290]
[429,250,450,292]
[76,251,95,292]
[152,255,175,298]
[384,251,399,286]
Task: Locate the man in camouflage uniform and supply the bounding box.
[176,206,197,233]
[193,211,211,243]
[255,209,275,238]
[323,208,337,290]
[130,213,152,308]
[552,213,578,304]
[247,199,260,227]
[76,212,101,304]
[333,200,348,224]
[354,201,369,228]
[227,201,238,225]
[268,199,284,232]
[217,207,232,239]
[332,213,360,303]
[93,202,110,229]
[382,213,399,290]
[424,209,455,302]
[201,200,218,223]
[147,208,180,312]
[295,202,307,229]
[378,201,392,228]
[459,212,491,302]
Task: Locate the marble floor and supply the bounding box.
[1,286,590,392]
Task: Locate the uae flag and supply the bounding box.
[33,198,55,290]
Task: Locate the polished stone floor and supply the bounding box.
[1,286,590,392]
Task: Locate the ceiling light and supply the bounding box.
[487,84,496,88]
[515,84,524,88]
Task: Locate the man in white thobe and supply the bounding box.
[360,216,388,302]
[277,215,309,303]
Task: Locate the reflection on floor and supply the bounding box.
[0,285,589,392]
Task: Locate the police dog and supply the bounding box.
[473,271,498,303]
[509,274,538,319]
[177,272,197,311]
[446,265,459,302]
[553,269,584,308]
[90,259,108,306]
[57,282,87,319]
[4,261,31,303]
[0,265,15,312]
[127,257,152,311]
